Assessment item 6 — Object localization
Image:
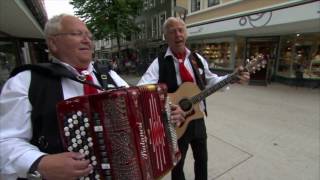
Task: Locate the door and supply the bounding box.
[245,37,279,85]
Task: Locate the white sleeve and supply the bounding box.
[195,53,229,90]
[109,70,130,87]
[137,58,160,86]
[0,71,46,179]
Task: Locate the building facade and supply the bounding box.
[0,0,48,89]
[177,0,319,87]
[94,0,176,74]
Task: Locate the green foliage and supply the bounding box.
[70,0,143,40]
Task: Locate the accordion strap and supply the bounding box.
[10,62,105,91]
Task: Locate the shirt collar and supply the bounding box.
[164,48,191,62]
[51,57,94,76]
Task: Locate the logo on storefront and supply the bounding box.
[239,11,272,28]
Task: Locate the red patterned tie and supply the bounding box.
[83,74,98,95]
[175,52,194,83]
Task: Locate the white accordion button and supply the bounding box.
[68,146,73,151]
[68,118,73,123]
[77,111,82,116]
[64,132,70,137]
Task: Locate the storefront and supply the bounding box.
[186,0,319,87]
[276,33,320,86]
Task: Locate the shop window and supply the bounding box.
[191,0,201,12]
[201,42,231,69]
[208,0,220,7]
[278,34,320,79]
[309,45,320,77]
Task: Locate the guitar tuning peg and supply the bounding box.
[257,67,261,71]
[262,64,266,68]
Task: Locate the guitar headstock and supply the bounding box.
[244,54,267,74]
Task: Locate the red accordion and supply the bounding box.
[57,84,181,180]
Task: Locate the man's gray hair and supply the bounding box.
[162,17,186,35]
[44,14,73,39]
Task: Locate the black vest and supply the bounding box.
[10,62,117,153]
[158,52,206,93]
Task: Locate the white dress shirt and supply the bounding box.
[138,48,227,86]
[0,60,129,179]
[137,48,228,112]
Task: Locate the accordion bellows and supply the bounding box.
[57,84,181,180]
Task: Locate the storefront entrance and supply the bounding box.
[245,37,279,85]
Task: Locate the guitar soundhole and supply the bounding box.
[179,98,192,112]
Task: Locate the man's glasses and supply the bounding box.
[53,31,93,40]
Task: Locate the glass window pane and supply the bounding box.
[191,0,200,12]
[208,0,220,7]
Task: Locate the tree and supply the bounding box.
[70,0,143,58]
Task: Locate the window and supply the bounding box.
[159,12,166,36]
[151,16,158,38]
[208,0,220,7]
[191,0,200,12]
[138,22,146,39]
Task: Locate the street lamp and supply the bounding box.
[174,6,188,21]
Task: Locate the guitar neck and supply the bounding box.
[190,72,237,104]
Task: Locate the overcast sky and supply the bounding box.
[44,0,75,18]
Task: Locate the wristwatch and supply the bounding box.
[27,170,42,180]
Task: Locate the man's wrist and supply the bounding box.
[27,155,46,180]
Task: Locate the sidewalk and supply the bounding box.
[122,74,320,180]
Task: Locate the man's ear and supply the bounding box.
[47,37,57,52]
[163,34,167,41]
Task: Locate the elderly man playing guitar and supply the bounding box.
[137,17,253,180]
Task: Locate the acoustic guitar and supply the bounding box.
[169,54,266,139]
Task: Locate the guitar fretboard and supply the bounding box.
[190,72,237,104]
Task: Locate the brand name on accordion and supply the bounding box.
[138,122,148,159]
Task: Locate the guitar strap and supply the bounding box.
[188,53,208,116]
[188,53,206,90]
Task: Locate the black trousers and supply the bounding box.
[171,119,208,180]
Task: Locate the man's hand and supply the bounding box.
[236,66,250,84]
[37,152,93,180]
[170,104,185,127]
